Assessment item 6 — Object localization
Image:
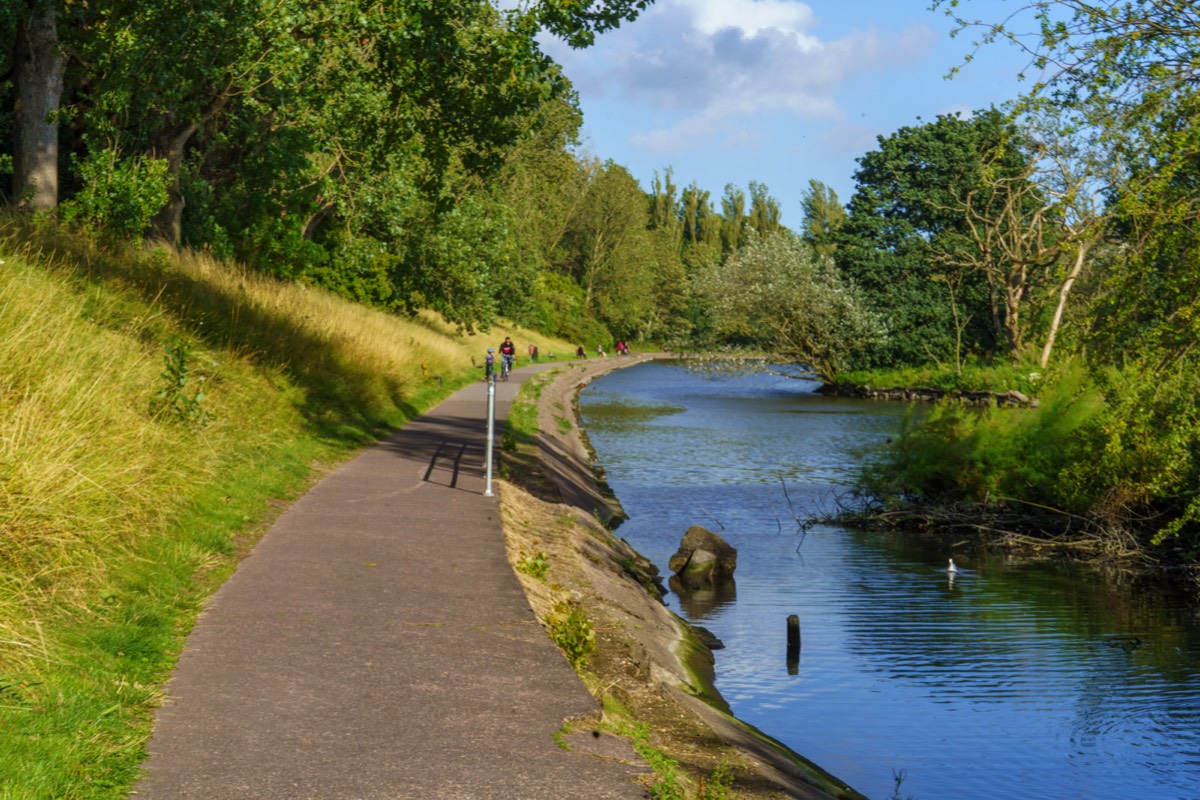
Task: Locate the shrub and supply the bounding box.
[61,149,170,240]
[546,599,594,668]
[861,361,1104,510]
[515,551,550,580]
[861,356,1200,549]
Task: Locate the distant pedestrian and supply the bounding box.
[483,348,495,381]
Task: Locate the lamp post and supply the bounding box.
[484,373,496,497]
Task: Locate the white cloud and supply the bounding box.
[688,0,818,46]
[543,0,938,155]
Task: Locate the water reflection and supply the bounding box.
[669,575,737,619]
[579,362,1200,800]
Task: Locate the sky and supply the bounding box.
[536,0,1036,230]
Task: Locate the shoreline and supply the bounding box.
[499,354,865,799]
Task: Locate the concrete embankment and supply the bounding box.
[501,354,866,800]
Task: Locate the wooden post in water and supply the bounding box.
[787,614,800,675]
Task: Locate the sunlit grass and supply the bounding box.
[0,217,575,797]
[837,357,1048,397]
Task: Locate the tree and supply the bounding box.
[747,180,784,239]
[799,179,845,258]
[494,98,591,307]
[939,108,1117,367]
[835,109,1026,367]
[7,0,63,209]
[515,0,654,48]
[719,183,747,254]
[644,168,689,339]
[1,0,654,227]
[699,232,886,382]
[561,159,655,335]
[935,0,1200,362]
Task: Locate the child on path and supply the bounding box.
[483,348,496,380]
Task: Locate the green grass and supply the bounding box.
[837,358,1048,397]
[598,696,735,800]
[500,370,559,488]
[0,218,578,798]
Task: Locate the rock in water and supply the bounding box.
[669,525,737,588]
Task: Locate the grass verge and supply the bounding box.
[0,219,575,798]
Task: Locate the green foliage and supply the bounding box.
[515,551,551,580]
[861,362,1104,510]
[892,1,1200,551]
[527,271,612,347]
[699,232,886,381]
[800,179,845,258]
[150,338,211,429]
[61,150,170,240]
[862,357,1200,548]
[240,217,331,284]
[521,0,653,48]
[1059,356,1200,544]
[838,359,1045,396]
[700,764,735,800]
[547,599,595,668]
[561,160,657,335]
[835,109,1023,367]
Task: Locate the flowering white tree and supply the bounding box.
[699,232,887,382]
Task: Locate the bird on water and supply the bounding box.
[947,558,958,573]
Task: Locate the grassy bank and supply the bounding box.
[834,359,1045,397]
[0,219,575,798]
[845,359,1200,572]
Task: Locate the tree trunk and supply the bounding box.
[12,0,64,210]
[1039,243,1089,368]
[302,202,337,241]
[149,128,196,245]
[149,79,233,244]
[1005,283,1023,363]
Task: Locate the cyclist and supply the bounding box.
[498,336,516,377]
[483,348,496,381]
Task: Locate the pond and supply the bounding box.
[578,360,1200,800]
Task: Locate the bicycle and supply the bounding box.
[500,354,513,381]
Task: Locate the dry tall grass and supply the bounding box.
[0,219,577,795]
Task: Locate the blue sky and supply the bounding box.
[536,0,1035,229]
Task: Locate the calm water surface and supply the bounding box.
[578,361,1200,800]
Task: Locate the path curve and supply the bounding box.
[135,359,651,799]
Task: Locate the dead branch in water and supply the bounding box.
[837,504,1154,563]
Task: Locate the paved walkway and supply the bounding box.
[135,363,649,799]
